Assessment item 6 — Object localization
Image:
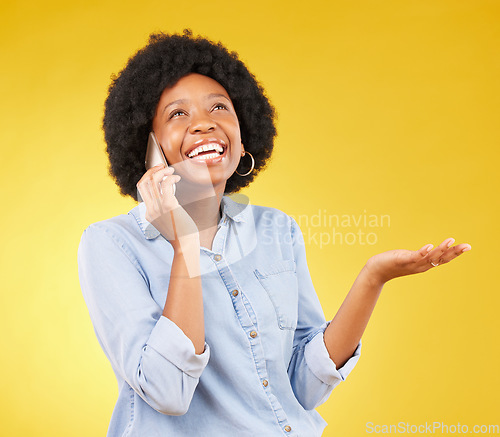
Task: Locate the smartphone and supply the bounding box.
[145,132,176,195]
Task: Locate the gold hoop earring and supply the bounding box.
[235,151,255,176]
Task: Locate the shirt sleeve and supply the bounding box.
[287,216,361,410]
[77,223,209,416]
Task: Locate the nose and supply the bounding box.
[189,111,216,134]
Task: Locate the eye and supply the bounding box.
[168,110,186,119]
[212,103,228,111]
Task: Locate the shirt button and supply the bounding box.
[262,379,268,387]
[232,289,239,297]
[214,254,222,261]
[249,330,258,338]
[284,425,292,432]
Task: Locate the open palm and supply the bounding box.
[365,237,472,285]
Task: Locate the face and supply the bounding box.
[151,73,244,192]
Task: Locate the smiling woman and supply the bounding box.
[102,30,276,201]
[151,73,244,194]
[77,29,471,437]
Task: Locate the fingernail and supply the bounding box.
[462,246,471,252]
[426,245,433,252]
[447,238,455,248]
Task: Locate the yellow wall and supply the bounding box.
[1,1,498,435]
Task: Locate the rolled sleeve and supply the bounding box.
[147,316,210,379]
[78,223,209,415]
[304,323,361,386]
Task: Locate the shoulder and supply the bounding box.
[246,200,299,233]
[78,204,148,254]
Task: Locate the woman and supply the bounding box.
[78,30,471,436]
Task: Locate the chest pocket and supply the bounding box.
[254,259,298,330]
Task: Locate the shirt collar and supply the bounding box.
[129,194,248,240]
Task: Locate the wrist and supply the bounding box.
[171,236,200,254]
[362,259,388,288]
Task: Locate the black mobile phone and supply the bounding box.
[145,132,176,195]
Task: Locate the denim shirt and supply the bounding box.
[77,195,361,437]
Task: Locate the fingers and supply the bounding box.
[149,170,162,203]
[417,244,434,257]
[407,243,433,264]
[150,165,175,199]
[151,168,175,212]
[160,173,181,197]
[139,166,166,210]
[136,164,178,215]
[383,238,471,279]
[137,164,165,197]
[427,237,454,266]
[426,238,472,267]
[137,164,173,185]
[433,243,472,266]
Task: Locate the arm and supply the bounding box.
[287,217,361,410]
[323,266,382,369]
[78,225,208,416]
[137,163,205,354]
[324,237,472,368]
[163,241,205,355]
[79,165,208,415]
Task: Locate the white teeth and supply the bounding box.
[195,152,220,160]
[187,143,224,158]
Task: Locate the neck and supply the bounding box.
[176,183,225,232]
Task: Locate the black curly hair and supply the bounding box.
[103,29,277,201]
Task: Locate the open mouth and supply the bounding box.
[185,139,227,162]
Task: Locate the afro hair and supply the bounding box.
[103,29,277,201]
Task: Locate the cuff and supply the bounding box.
[304,323,362,386]
[147,316,210,379]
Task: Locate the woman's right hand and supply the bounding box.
[136,164,199,250]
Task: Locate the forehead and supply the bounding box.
[159,73,230,103]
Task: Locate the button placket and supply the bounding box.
[204,213,294,434]
[218,267,253,329]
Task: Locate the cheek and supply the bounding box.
[159,127,183,152]
[227,120,242,144]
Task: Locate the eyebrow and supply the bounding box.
[207,93,231,102]
[161,94,231,114]
[162,99,188,114]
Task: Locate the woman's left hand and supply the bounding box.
[364,238,472,286]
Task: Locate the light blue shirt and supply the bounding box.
[77,195,361,436]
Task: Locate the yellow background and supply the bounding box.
[1,0,498,435]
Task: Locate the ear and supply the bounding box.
[241,143,245,157]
